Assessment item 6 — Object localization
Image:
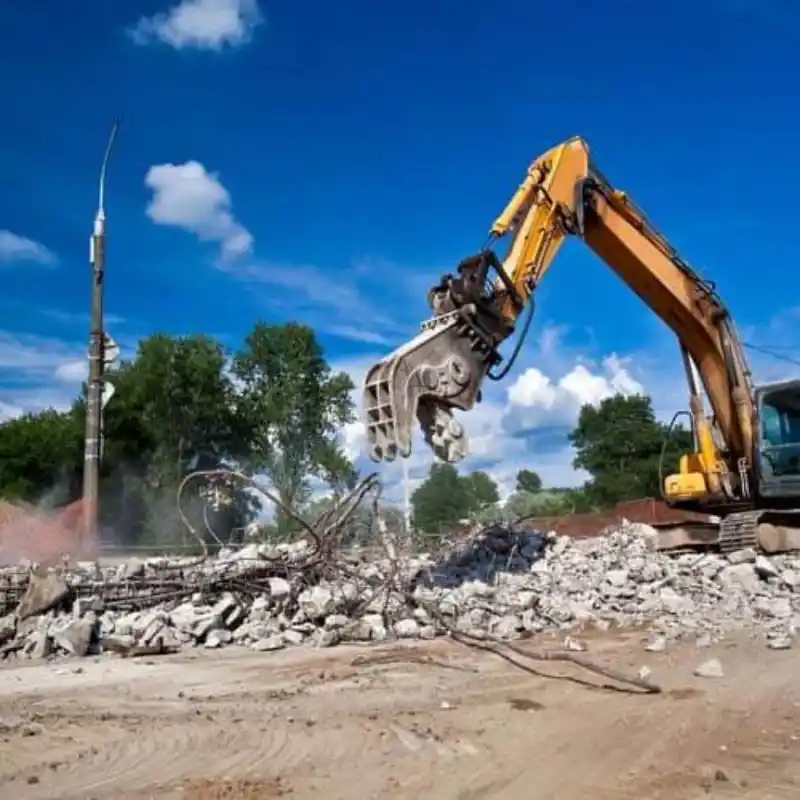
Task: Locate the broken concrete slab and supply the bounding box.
[0,615,15,646]
[55,617,95,657]
[694,658,724,679]
[16,570,71,620]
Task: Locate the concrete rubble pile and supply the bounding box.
[416,522,800,651]
[0,520,798,661]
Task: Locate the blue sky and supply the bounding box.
[1,0,800,499]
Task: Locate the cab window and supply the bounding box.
[759,389,800,477]
[760,391,800,446]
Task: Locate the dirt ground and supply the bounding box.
[0,629,797,799]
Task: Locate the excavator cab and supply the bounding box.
[755,380,800,501]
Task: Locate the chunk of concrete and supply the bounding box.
[393,618,420,638]
[645,635,667,653]
[268,577,291,601]
[55,618,95,657]
[117,558,146,580]
[204,629,232,648]
[694,658,724,679]
[16,570,71,620]
[282,629,305,646]
[767,635,793,650]
[315,629,339,647]
[299,586,335,620]
[252,635,284,652]
[0,615,15,646]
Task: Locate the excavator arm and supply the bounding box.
[363,137,756,508]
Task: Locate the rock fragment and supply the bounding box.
[55,618,95,657]
[694,658,724,679]
[252,635,284,652]
[16,570,71,620]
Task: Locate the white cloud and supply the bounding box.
[0,231,57,266]
[340,420,366,464]
[0,331,81,373]
[0,401,24,421]
[326,325,397,346]
[507,366,557,409]
[0,332,85,422]
[0,389,74,418]
[130,0,263,51]
[145,161,253,261]
[505,354,645,432]
[55,359,88,383]
[229,261,418,344]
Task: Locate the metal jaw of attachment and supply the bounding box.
[362,308,500,463]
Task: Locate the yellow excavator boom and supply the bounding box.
[362,137,800,555]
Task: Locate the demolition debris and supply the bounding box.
[1,473,799,675]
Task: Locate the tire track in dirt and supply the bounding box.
[12,696,383,798]
[26,656,497,799]
[442,669,800,800]
[1,635,798,799]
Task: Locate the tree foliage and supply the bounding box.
[462,470,500,508]
[515,468,542,494]
[0,410,83,505]
[0,322,358,550]
[411,464,500,535]
[504,487,593,521]
[232,322,356,533]
[569,393,693,508]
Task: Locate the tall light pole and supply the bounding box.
[82,119,120,546]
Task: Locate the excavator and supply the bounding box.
[362,136,800,553]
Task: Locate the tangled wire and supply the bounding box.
[175,469,383,561]
[172,470,661,695]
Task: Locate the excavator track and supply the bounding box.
[718,511,761,553]
[718,508,800,554]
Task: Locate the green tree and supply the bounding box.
[0,409,83,504]
[122,334,242,473]
[505,490,553,520]
[0,324,360,550]
[463,470,500,510]
[515,468,542,494]
[67,333,257,548]
[115,333,253,546]
[569,393,693,508]
[412,465,504,534]
[411,463,471,534]
[233,322,356,532]
[316,444,359,499]
[504,486,593,521]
